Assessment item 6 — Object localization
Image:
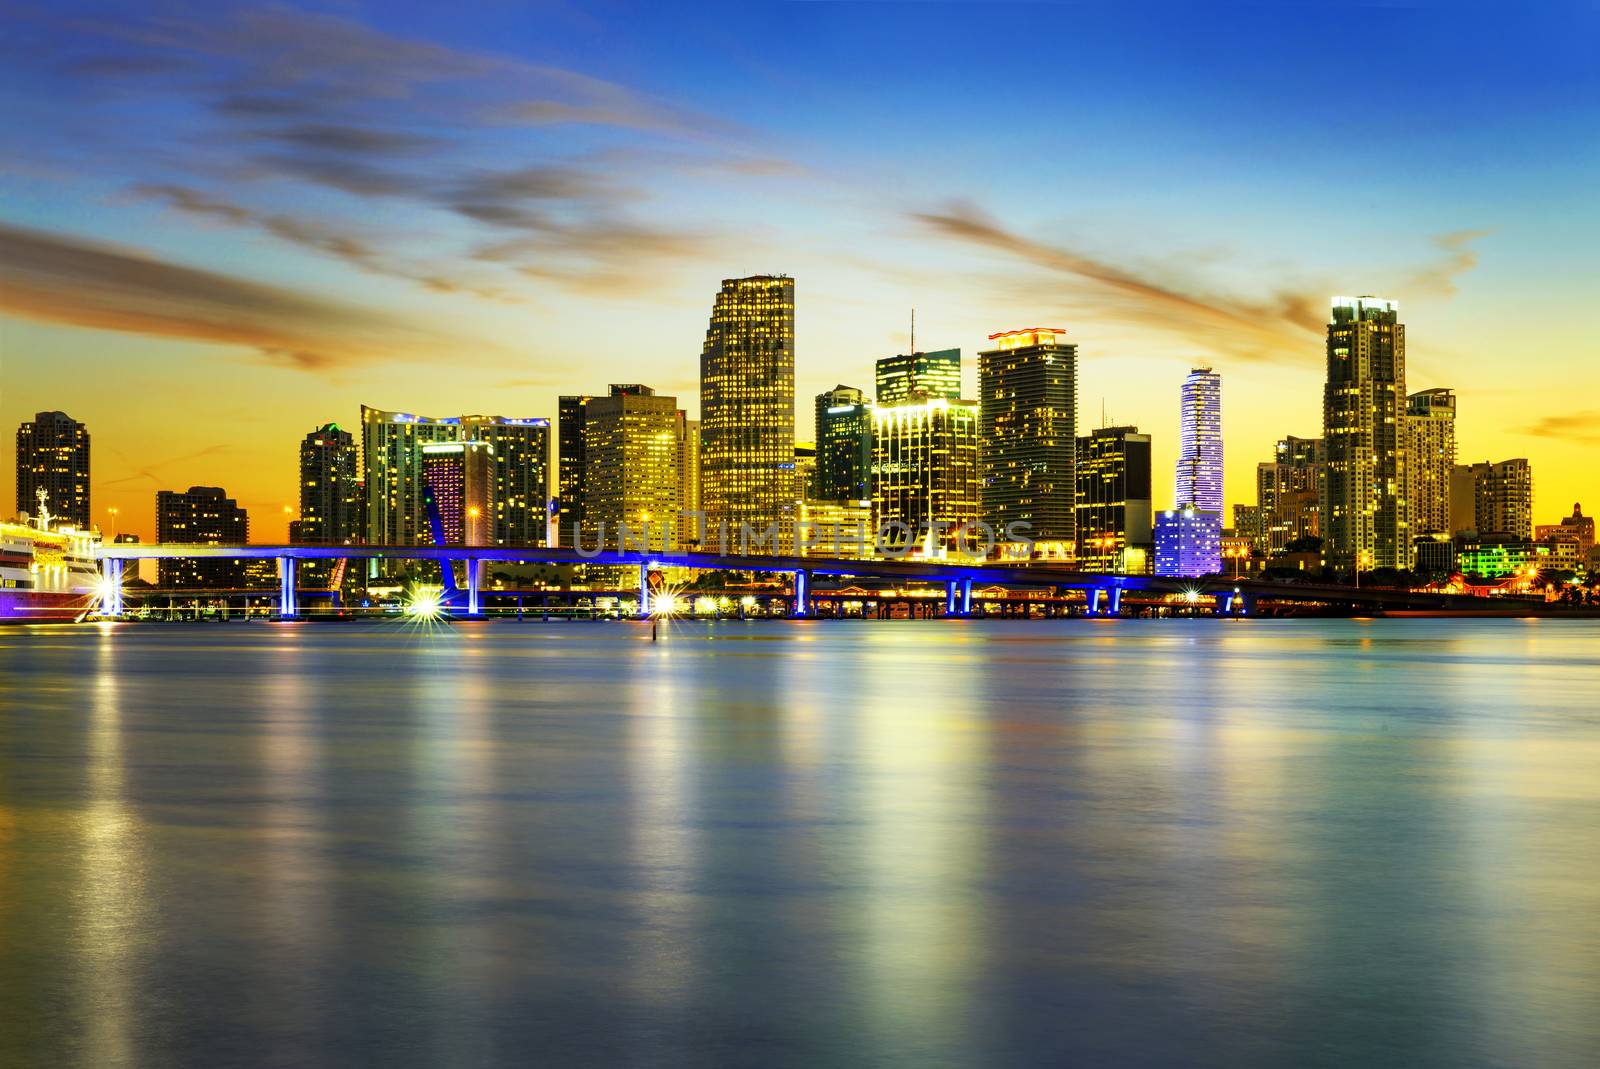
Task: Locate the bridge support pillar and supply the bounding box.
[638,563,650,618]
[278,557,297,618]
[960,578,972,615]
[101,558,124,616]
[1108,586,1123,616]
[793,570,811,617]
[1087,588,1103,616]
[466,558,481,616]
[945,580,959,616]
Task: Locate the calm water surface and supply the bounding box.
[2,619,1599,1068]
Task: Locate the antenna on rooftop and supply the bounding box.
[910,307,916,355]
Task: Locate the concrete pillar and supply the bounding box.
[945,580,959,616]
[102,558,124,616]
[1108,586,1123,616]
[639,562,650,617]
[1088,588,1103,616]
[793,570,810,617]
[278,557,297,618]
[466,558,482,616]
[959,578,972,615]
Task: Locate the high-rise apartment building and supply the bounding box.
[155,486,249,588]
[1256,435,1324,552]
[978,328,1077,547]
[1175,368,1223,515]
[1154,505,1222,578]
[872,398,980,555]
[1453,459,1533,540]
[362,407,548,549]
[420,441,495,546]
[461,416,550,546]
[16,411,90,528]
[1075,426,1152,574]
[1322,296,1409,570]
[297,423,359,546]
[556,395,593,543]
[1405,388,1456,536]
[876,349,961,407]
[814,385,873,501]
[582,385,680,551]
[700,275,795,552]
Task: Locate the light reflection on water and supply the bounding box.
[1,619,1599,1068]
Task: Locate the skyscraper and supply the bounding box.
[1075,426,1152,573]
[1322,296,1409,570]
[1454,459,1533,540]
[872,397,980,555]
[978,328,1077,547]
[699,275,795,550]
[15,411,89,528]
[814,385,873,501]
[361,407,461,547]
[1406,388,1456,536]
[421,441,495,546]
[676,410,701,542]
[155,486,249,588]
[875,348,961,407]
[1175,368,1223,516]
[461,416,550,546]
[1256,435,1324,552]
[297,423,359,547]
[582,385,680,551]
[556,394,593,544]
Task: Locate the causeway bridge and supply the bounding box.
[94,543,1524,618]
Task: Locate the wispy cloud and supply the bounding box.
[1515,410,1600,446]
[0,222,472,374]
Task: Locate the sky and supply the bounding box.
[2,0,1597,542]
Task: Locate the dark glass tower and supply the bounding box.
[155,486,249,588]
[875,349,961,407]
[814,385,872,501]
[16,411,90,528]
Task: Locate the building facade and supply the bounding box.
[155,486,249,588]
[871,398,981,555]
[676,411,701,543]
[699,275,796,551]
[797,498,875,560]
[1256,435,1324,552]
[1454,459,1533,540]
[298,423,360,547]
[1175,368,1223,515]
[16,411,90,528]
[814,385,873,501]
[361,407,461,547]
[875,349,961,407]
[460,416,550,547]
[420,441,495,546]
[1154,505,1222,578]
[1405,388,1456,536]
[582,385,680,551]
[1536,503,1594,558]
[1075,426,1152,574]
[1321,296,1409,570]
[556,394,594,544]
[978,328,1077,547]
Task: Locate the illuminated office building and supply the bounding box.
[978,328,1077,546]
[1175,368,1223,516]
[1075,426,1152,574]
[1322,296,1409,570]
[876,348,961,407]
[793,443,817,502]
[814,385,873,501]
[676,410,701,542]
[1154,505,1222,578]
[699,275,795,551]
[15,411,89,528]
[361,407,462,546]
[155,485,249,588]
[461,415,550,546]
[583,385,680,551]
[871,397,980,555]
[1405,388,1456,536]
[797,497,874,560]
[556,394,594,543]
[421,441,495,546]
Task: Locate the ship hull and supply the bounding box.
[0,589,94,623]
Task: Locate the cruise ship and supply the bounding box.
[0,491,104,623]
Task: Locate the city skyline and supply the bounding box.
[2,3,1597,541]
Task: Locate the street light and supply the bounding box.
[107,506,119,538]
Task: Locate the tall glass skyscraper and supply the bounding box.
[1174,368,1223,515]
[875,349,961,407]
[699,275,795,550]
[15,411,90,529]
[1075,426,1152,574]
[1322,296,1408,570]
[871,398,980,555]
[814,385,872,501]
[977,328,1077,547]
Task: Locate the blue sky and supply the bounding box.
[2,0,1597,538]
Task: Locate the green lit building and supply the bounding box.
[814,385,873,501]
